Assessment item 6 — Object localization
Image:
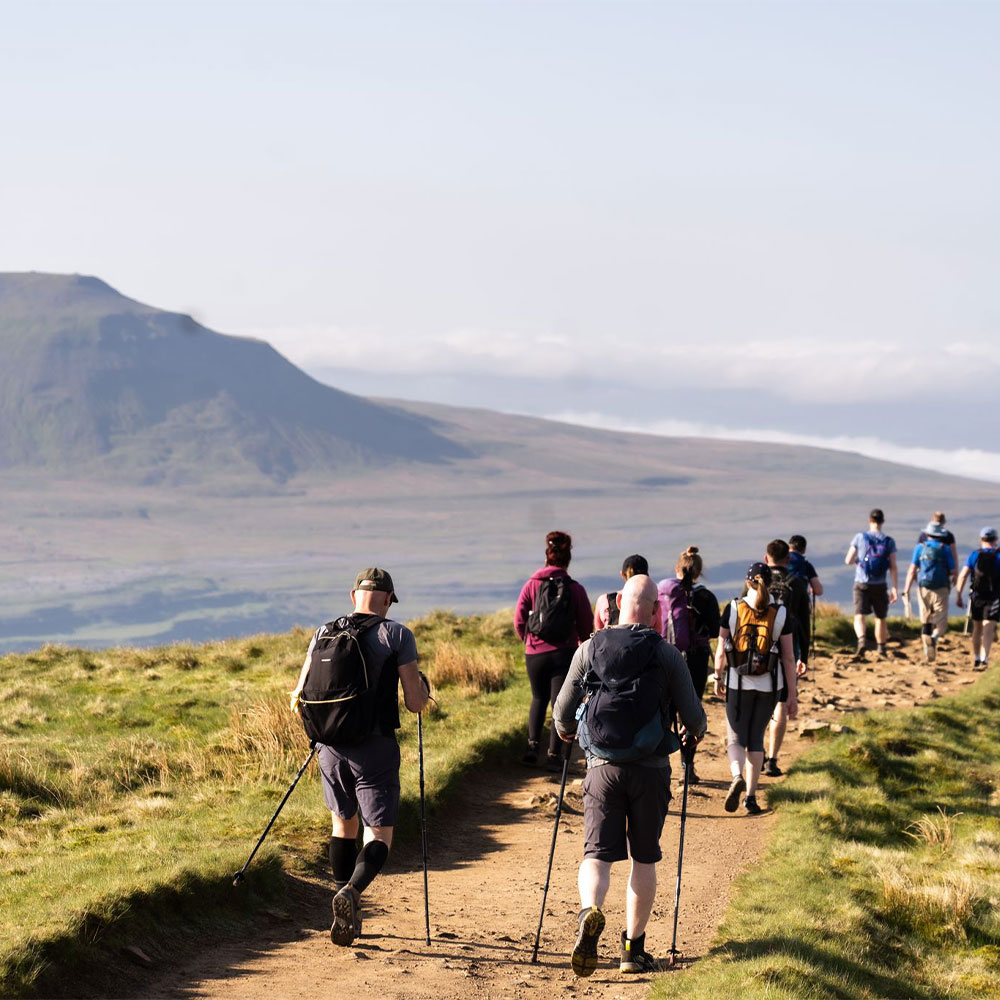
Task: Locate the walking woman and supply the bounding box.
[713,562,797,815]
[514,531,592,769]
[657,546,720,783]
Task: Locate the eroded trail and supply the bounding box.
[143,633,981,1000]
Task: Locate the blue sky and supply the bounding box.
[2,0,997,475]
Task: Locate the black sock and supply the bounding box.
[349,840,389,894]
[330,836,357,886]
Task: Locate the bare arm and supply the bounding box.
[780,632,797,720]
[399,660,429,714]
[845,545,858,566]
[713,626,729,695]
[290,632,318,712]
[889,551,899,602]
[903,562,917,596]
[956,565,970,600]
[810,576,824,597]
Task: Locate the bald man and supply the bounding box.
[553,575,707,976]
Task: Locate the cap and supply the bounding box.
[924,520,949,540]
[981,526,998,542]
[746,561,773,585]
[353,567,399,603]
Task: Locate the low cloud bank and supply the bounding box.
[546,411,1000,485]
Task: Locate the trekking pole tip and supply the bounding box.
[232,872,244,888]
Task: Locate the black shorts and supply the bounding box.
[971,596,1000,623]
[582,763,669,864]
[854,583,889,619]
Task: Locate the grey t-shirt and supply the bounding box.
[302,615,418,738]
[552,623,707,768]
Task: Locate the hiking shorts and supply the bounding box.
[725,688,778,753]
[971,596,1000,623]
[853,583,889,619]
[582,762,670,865]
[918,586,950,633]
[317,735,401,827]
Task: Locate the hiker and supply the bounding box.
[903,519,957,662]
[955,526,1000,669]
[845,508,899,658]
[514,531,592,769]
[714,562,798,815]
[657,545,720,783]
[552,575,707,976]
[762,539,810,778]
[787,535,824,599]
[594,554,650,631]
[290,568,430,947]
[917,511,959,570]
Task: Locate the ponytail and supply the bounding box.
[675,545,703,584]
[545,530,572,568]
[750,574,770,612]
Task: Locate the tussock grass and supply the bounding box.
[656,660,1000,1000]
[0,610,529,998]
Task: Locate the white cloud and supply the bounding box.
[546,410,1000,484]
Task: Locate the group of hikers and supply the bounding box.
[285,507,999,975]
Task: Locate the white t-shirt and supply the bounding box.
[723,597,788,693]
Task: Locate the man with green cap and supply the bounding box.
[290,568,430,947]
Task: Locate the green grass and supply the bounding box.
[0,610,528,998]
[653,653,1000,998]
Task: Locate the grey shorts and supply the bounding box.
[317,735,401,828]
[854,583,889,618]
[582,763,670,865]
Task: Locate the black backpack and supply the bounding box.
[605,591,621,626]
[577,628,668,763]
[527,575,576,644]
[973,549,1000,601]
[298,614,385,746]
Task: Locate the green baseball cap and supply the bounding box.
[353,567,399,603]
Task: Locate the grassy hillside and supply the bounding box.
[0,611,527,998]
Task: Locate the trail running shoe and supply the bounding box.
[761,757,777,777]
[331,885,361,947]
[571,905,605,977]
[521,741,539,765]
[724,775,746,813]
[744,795,763,815]
[620,931,660,973]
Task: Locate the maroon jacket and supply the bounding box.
[514,566,592,654]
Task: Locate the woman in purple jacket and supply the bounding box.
[514,531,593,769]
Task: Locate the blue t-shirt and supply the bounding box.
[966,546,1000,570]
[852,531,896,585]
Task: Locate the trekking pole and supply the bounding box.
[531,748,570,963]
[668,738,694,968]
[233,742,317,887]
[418,711,431,946]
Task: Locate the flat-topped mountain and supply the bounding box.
[0,273,466,482]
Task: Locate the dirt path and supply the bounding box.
[143,632,982,1000]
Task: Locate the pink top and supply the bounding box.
[514,566,592,654]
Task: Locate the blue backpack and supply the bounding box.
[860,533,892,581]
[577,628,672,763]
[917,542,950,589]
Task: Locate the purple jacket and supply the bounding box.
[514,566,592,654]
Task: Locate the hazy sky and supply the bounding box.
[2,0,997,473]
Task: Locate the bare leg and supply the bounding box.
[745,751,764,795]
[853,614,866,643]
[983,622,997,664]
[625,861,657,938]
[874,617,889,645]
[728,743,746,778]
[578,858,612,909]
[767,702,787,760]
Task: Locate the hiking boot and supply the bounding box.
[331,885,361,947]
[854,641,867,661]
[620,931,660,973]
[762,757,781,777]
[681,759,700,785]
[521,741,539,765]
[744,795,763,815]
[724,775,746,813]
[546,751,565,772]
[877,643,888,659]
[571,905,605,978]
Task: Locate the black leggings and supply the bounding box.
[685,645,710,700]
[525,648,575,756]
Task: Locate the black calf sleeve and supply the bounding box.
[349,839,389,894]
[330,836,358,885]
[922,623,934,636]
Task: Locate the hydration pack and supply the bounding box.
[726,602,780,677]
[577,629,669,763]
[298,614,385,746]
[527,575,576,644]
[917,542,950,590]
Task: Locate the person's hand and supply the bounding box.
[956,592,964,609]
[557,728,576,743]
[889,587,899,604]
[289,688,302,715]
[713,671,726,697]
[786,693,798,721]
[795,660,807,677]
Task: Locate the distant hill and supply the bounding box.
[0,273,466,483]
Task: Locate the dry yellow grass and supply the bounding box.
[427,641,512,693]
[905,808,963,851]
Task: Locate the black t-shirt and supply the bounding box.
[690,584,721,645]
